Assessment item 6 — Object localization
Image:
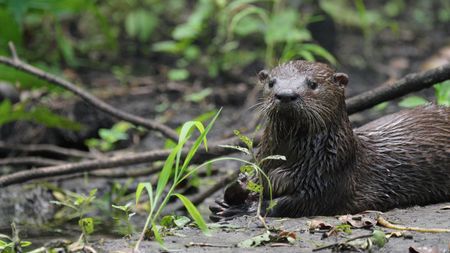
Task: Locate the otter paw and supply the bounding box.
[209,199,254,222]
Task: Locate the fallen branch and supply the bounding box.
[0,54,179,142]
[0,140,238,187]
[0,141,96,159]
[346,63,450,114]
[89,166,160,178]
[0,157,64,167]
[376,215,450,233]
[312,234,373,252]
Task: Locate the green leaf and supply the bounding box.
[265,10,301,44]
[177,120,206,171]
[152,41,181,54]
[19,241,32,247]
[125,10,158,42]
[168,69,189,81]
[173,193,210,235]
[233,130,253,149]
[238,231,271,248]
[302,43,337,65]
[179,109,221,174]
[79,217,94,235]
[434,81,450,106]
[174,216,191,228]
[219,144,250,155]
[89,189,97,197]
[155,145,179,201]
[184,88,212,103]
[0,234,11,240]
[372,102,389,112]
[160,215,175,228]
[240,164,255,173]
[151,222,164,245]
[50,200,77,210]
[371,230,386,247]
[246,180,262,193]
[172,0,214,40]
[136,182,154,207]
[260,155,286,163]
[398,96,428,108]
[228,6,269,37]
[335,224,352,234]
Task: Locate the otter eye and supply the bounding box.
[268,79,276,88]
[307,79,318,90]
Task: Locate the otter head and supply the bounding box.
[258,60,348,134]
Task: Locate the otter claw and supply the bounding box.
[215,199,229,208]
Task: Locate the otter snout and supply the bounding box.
[275,89,299,103]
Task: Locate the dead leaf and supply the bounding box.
[338,214,375,228]
[278,230,297,244]
[308,219,333,231]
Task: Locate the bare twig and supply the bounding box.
[0,55,179,141]
[89,166,161,178]
[312,234,373,251]
[377,215,450,233]
[346,63,450,114]
[0,141,238,187]
[0,141,95,159]
[0,157,64,167]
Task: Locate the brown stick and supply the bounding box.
[0,157,64,167]
[89,166,161,178]
[0,140,238,187]
[377,215,450,233]
[0,141,95,159]
[346,63,450,114]
[0,55,179,141]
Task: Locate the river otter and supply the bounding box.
[210,60,450,221]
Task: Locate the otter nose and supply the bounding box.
[275,90,299,102]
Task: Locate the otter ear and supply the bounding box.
[333,73,348,87]
[258,70,269,82]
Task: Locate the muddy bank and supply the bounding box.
[96,203,450,252]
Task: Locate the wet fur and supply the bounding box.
[210,60,450,220]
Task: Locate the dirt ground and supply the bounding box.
[96,202,450,253]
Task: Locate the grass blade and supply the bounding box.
[136,182,154,207]
[181,108,222,170]
[174,193,210,235]
[155,144,180,201]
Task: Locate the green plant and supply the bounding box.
[0,0,117,66]
[134,110,222,250]
[112,203,136,236]
[51,189,98,244]
[320,0,399,56]
[0,223,32,253]
[398,81,450,108]
[225,0,336,67]
[220,130,285,226]
[0,99,83,130]
[434,80,450,106]
[154,0,336,79]
[85,121,133,151]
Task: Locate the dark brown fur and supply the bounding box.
[210,60,450,220]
